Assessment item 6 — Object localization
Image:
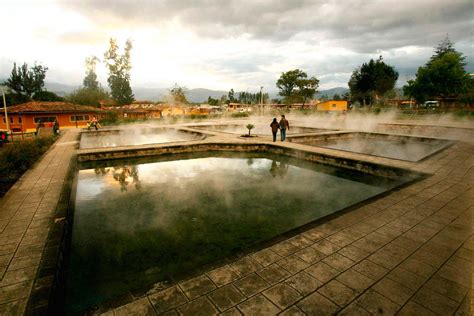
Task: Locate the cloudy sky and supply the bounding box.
[1,0,473,92]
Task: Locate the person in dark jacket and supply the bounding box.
[270,118,280,142]
[53,119,60,135]
[279,115,290,141]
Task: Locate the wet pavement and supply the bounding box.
[0,121,472,315]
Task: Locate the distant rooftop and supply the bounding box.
[5,101,104,114]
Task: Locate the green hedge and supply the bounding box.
[0,137,56,197]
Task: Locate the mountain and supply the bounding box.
[43,82,225,103]
[2,79,351,103]
[186,88,227,103]
[316,87,349,99]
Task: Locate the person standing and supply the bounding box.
[53,119,60,135]
[35,119,42,136]
[270,118,280,142]
[279,115,290,141]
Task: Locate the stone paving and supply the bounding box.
[0,122,472,315]
[0,130,79,315]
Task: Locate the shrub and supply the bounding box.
[231,112,249,118]
[0,136,55,197]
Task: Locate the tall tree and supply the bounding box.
[83,56,100,89]
[168,84,188,104]
[403,37,471,104]
[228,88,236,103]
[296,77,319,107]
[104,38,134,105]
[276,69,303,104]
[5,62,48,99]
[276,69,319,105]
[349,56,398,106]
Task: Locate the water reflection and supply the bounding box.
[94,165,142,191]
[269,160,289,178]
[69,152,410,312]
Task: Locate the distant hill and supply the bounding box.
[316,87,349,99]
[1,79,351,103]
[186,88,227,103]
[43,82,226,103]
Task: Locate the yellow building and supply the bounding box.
[161,106,185,117]
[316,100,348,111]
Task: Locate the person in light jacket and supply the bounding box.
[279,115,290,141]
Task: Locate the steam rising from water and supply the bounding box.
[80,128,202,149]
[68,152,406,312]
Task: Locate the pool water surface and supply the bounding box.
[80,128,202,149]
[67,152,411,311]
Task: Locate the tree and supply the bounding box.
[403,37,471,104]
[207,96,219,105]
[349,56,398,106]
[246,124,255,136]
[220,94,228,105]
[296,77,319,107]
[342,92,351,101]
[67,86,110,107]
[83,56,100,89]
[168,84,188,104]
[104,38,134,105]
[276,69,303,104]
[333,93,341,100]
[5,62,48,99]
[276,69,319,106]
[33,91,64,102]
[228,89,236,103]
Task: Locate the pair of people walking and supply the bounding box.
[270,115,290,142]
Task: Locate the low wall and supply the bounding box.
[77,142,422,181]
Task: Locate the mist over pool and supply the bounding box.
[67,152,410,312]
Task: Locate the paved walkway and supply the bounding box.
[0,130,79,315]
[0,124,472,315]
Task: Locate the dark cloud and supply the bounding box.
[61,0,473,53]
[54,0,473,88]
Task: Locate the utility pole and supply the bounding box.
[1,86,9,132]
[260,86,264,115]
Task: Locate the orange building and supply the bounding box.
[0,101,104,132]
[316,100,348,111]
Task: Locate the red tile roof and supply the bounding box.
[5,101,104,114]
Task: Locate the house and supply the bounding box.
[104,102,162,119]
[186,107,210,116]
[316,100,348,111]
[0,101,104,132]
[161,106,185,117]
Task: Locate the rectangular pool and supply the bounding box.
[290,133,452,161]
[67,152,413,312]
[80,128,204,149]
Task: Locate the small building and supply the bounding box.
[316,100,348,111]
[0,101,104,132]
[161,106,185,117]
[228,103,246,112]
[186,107,210,116]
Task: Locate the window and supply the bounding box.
[2,117,5,124]
[34,116,56,123]
[70,115,89,122]
[332,104,337,108]
[18,117,22,123]
[10,117,13,123]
